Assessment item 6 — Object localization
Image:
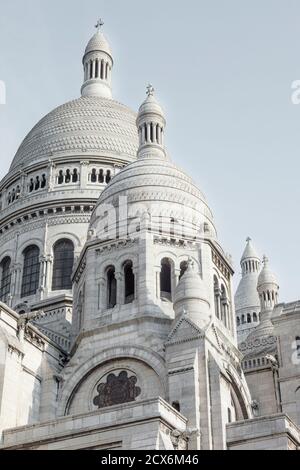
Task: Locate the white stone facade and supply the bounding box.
[0,24,299,451]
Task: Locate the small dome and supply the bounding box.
[84,31,112,58]
[173,259,210,327]
[138,93,165,119]
[174,260,208,304]
[257,256,278,288]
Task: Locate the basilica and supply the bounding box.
[0,23,299,450]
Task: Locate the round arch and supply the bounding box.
[58,345,167,416]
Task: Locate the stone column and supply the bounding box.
[147,123,151,142]
[156,270,160,299]
[116,271,123,306]
[80,160,90,189]
[132,265,138,300]
[174,268,180,287]
[12,262,22,300]
[98,276,106,312]
[47,160,56,191]
[20,171,27,197]
[39,255,48,300]
[45,254,53,294]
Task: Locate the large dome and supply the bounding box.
[9,96,138,172]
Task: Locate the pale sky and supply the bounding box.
[0,0,299,301]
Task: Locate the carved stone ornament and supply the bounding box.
[93,370,141,408]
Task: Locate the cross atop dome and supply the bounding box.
[262,255,269,266]
[95,18,104,32]
[146,84,155,97]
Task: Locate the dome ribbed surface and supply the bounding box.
[90,155,216,236]
[9,96,138,172]
[97,156,209,210]
[138,95,164,117]
[85,32,112,57]
[241,238,260,262]
[258,264,278,287]
[234,275,260,311]
[174,264,208,304]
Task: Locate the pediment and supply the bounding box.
[166,314,204,345]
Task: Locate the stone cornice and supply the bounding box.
[0,204,94,240]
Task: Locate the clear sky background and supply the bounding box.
[0,0,299,301]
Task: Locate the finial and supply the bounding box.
[262,255,269,266]
[146,83,155,97]
[246,236,251,243]
[95,18,104,32]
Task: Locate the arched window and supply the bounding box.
[247,313,251,323]
[236,316,240,327]
[21,245,40,297]
[253,312,258,322]
[242,314,245,324]
[35,176,40,190]
[65,169,71,183]
[52,239,74,290]
[0,256,11,302]
[214,276,220,319]
[58,170,64,184]
[296,336,300,358]
[227,408,232,423]
[98,169,104,183]
[91,168,97,183]
[124,261,134,304]
[179,260,188,280]
[106,170,111,184]
[41,174,46,188]
[160,258,172,301]
[29,179,34,192]
[221,285,228,327]
[172,401,180,412]
[72,169,78,183]
[107,266,117,308]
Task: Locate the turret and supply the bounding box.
[257,255,279,314]
[234,237,261,342]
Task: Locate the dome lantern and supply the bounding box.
[81,20,113,99]
[136,85,166,159]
